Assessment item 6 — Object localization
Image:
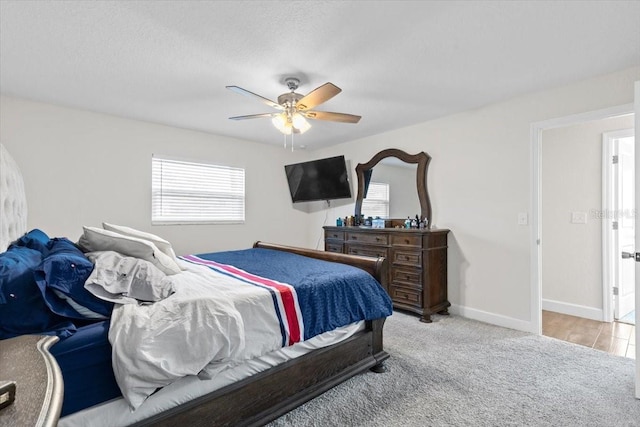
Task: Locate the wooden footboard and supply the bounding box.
[132,242,390,427]
[138,318,388,427]
[253,241,388,288]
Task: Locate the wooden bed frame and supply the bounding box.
[125,241,390,426]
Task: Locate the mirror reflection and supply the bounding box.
[361,160,420,219]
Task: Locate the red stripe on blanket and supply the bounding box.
[182,255,302,345]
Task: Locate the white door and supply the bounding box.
[616,133,636,320]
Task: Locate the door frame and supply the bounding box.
[634,80,640,399]
[530,102,634,335]
[603,128,636,322]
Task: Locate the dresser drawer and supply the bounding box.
[392,249,422,267]
[346,232,388,245]
[389,285,422,308]
[325,230,345,240]
[347,245,388,259]
[391,266,422,288]
[390,234,422,248]
[325,243,344,253]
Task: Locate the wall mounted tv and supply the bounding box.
[285,155,352,203]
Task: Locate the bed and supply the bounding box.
[0,143,392,426]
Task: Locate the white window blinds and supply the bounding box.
[361,182,389,218]
[152,156,245,224]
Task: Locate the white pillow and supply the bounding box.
[78,226,181,275]
[102,223,180,264]
[84,251,175,304]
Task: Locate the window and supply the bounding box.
[152,156,245,224]
[361,182,389,218]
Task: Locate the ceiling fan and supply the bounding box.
[226,77,361,136]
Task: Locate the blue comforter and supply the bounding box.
[196,248,393,340]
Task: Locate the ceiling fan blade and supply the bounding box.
[226,86,283,110]
[301,110,361,123]
[229,112,279,120]
[296,83,342,111]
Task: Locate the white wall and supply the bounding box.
[310,66,640,332]
[541,115,634,319]
[0,96,312,256]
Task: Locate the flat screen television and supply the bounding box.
[284,155,352,203]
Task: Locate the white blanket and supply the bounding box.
[109,259,287,410]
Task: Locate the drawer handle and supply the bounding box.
[405,275,411,280]
[405,239,410,244]
[352,250,358,254]
[352,236,357,240]
[375,237,381,241]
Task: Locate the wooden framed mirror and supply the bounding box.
[354,148,432,228]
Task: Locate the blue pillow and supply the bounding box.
[0,246,76,339]
[8,229,51,253]
[34,238,114,319]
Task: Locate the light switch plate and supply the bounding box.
[517,212,528,225]
[571,211,588,224]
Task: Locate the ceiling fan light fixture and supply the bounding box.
[228,78,359,144]
[272,114,292,135]
[292,113,311,134]
[272,112,310,135]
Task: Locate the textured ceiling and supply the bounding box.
[1,1,639,150]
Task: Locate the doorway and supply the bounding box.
[532,102,640,397]
[537,114,635,355]
[540,114,635,324]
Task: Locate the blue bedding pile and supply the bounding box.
[0,229,113,340]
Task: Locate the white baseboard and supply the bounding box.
[541,299,603,321]
[449,304,534,333]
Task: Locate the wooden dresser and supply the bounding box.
[324,226,449,323]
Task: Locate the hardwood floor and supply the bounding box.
[542,310,635,359]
